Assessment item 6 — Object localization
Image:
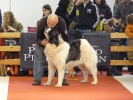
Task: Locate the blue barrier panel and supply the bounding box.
[84,33,110,71]
[20,33,48,70]
[20,33,110,71]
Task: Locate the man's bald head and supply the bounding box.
[47,14,58,28]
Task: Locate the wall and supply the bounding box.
[0,0,115,32]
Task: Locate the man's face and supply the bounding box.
[47,19,57,28]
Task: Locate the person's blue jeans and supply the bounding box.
[76,29,94,34]
[33,43,66,81]
[33,43,45,81]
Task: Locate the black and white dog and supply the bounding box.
[43,28,98,87]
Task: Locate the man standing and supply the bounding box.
[32,14,69,85]
[69,0,100,33]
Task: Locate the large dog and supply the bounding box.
[43,28,98,87]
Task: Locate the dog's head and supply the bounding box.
[44,27,60,46]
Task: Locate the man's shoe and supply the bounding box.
[62,79,69,86]
[131,71,133,75]
[32,80,41,85]
[107,70,115,76]
[114,71,122,76]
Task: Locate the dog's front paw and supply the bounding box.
[43,82,51,86]
[55,84,62,87]
[80,80,88,83]
[91,81,98,85]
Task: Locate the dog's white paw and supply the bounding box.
[80,80,88,83]
[55,84,62,87]
[91,81,98,85]
[43,82,51,86]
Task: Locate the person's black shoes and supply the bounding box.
[107,70,122,76]
[7,71,12,76]
[107,70,115,76]
[62,79,69,86]
[32,79,69,86]
[32,80,41,85]
[114,71,122,76]
[131,71,133,75]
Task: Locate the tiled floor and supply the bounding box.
[114,74,133,94]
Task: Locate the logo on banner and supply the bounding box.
[23,46,35,61]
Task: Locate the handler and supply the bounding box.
[32,14,69,85]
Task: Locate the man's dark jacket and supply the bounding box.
[36,16,69,45]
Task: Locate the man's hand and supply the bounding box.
[41,39,48,46]
[75,0,83,6]
[99,14,104,18]
[121,23,126,29]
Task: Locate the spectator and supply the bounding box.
[113,0,124,14]
[69,0,100,34]
[2,11,23,76]
[37,4,52,25]
[125,14,133,75]
[113,0,133,74]
[113,0,133,31]
[0,9,2,27]
[2,11,23,32]
[32,14,70,86]
[68,0,99,75]
[103,18,122,76]
[0,27,4,60]
[55,0,70,30]
[42,4,52,17]
[93,0,112,33]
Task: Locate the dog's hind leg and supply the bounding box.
[43,65,56,86]
[86,63,98,85]
[78,65,88,83]
[55,65,65,87]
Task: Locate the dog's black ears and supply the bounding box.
[48,29,59,46]
[48,29,59,37]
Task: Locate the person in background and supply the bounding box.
[69,0,100,34]
[2,11,23,32]
[93,0,112,33]
[0,28,4,60]
[32,13,70,86]
[125,14,133,75]
[37,4,52,25]
[2,11,23,76]
[55,0,70,30]
[113,0,133,74]
[103,18,122,76]
[113,0,133,31]
[113,0,124,14]
[0,9,2,27]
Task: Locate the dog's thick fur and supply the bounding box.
[43,28,98,87]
